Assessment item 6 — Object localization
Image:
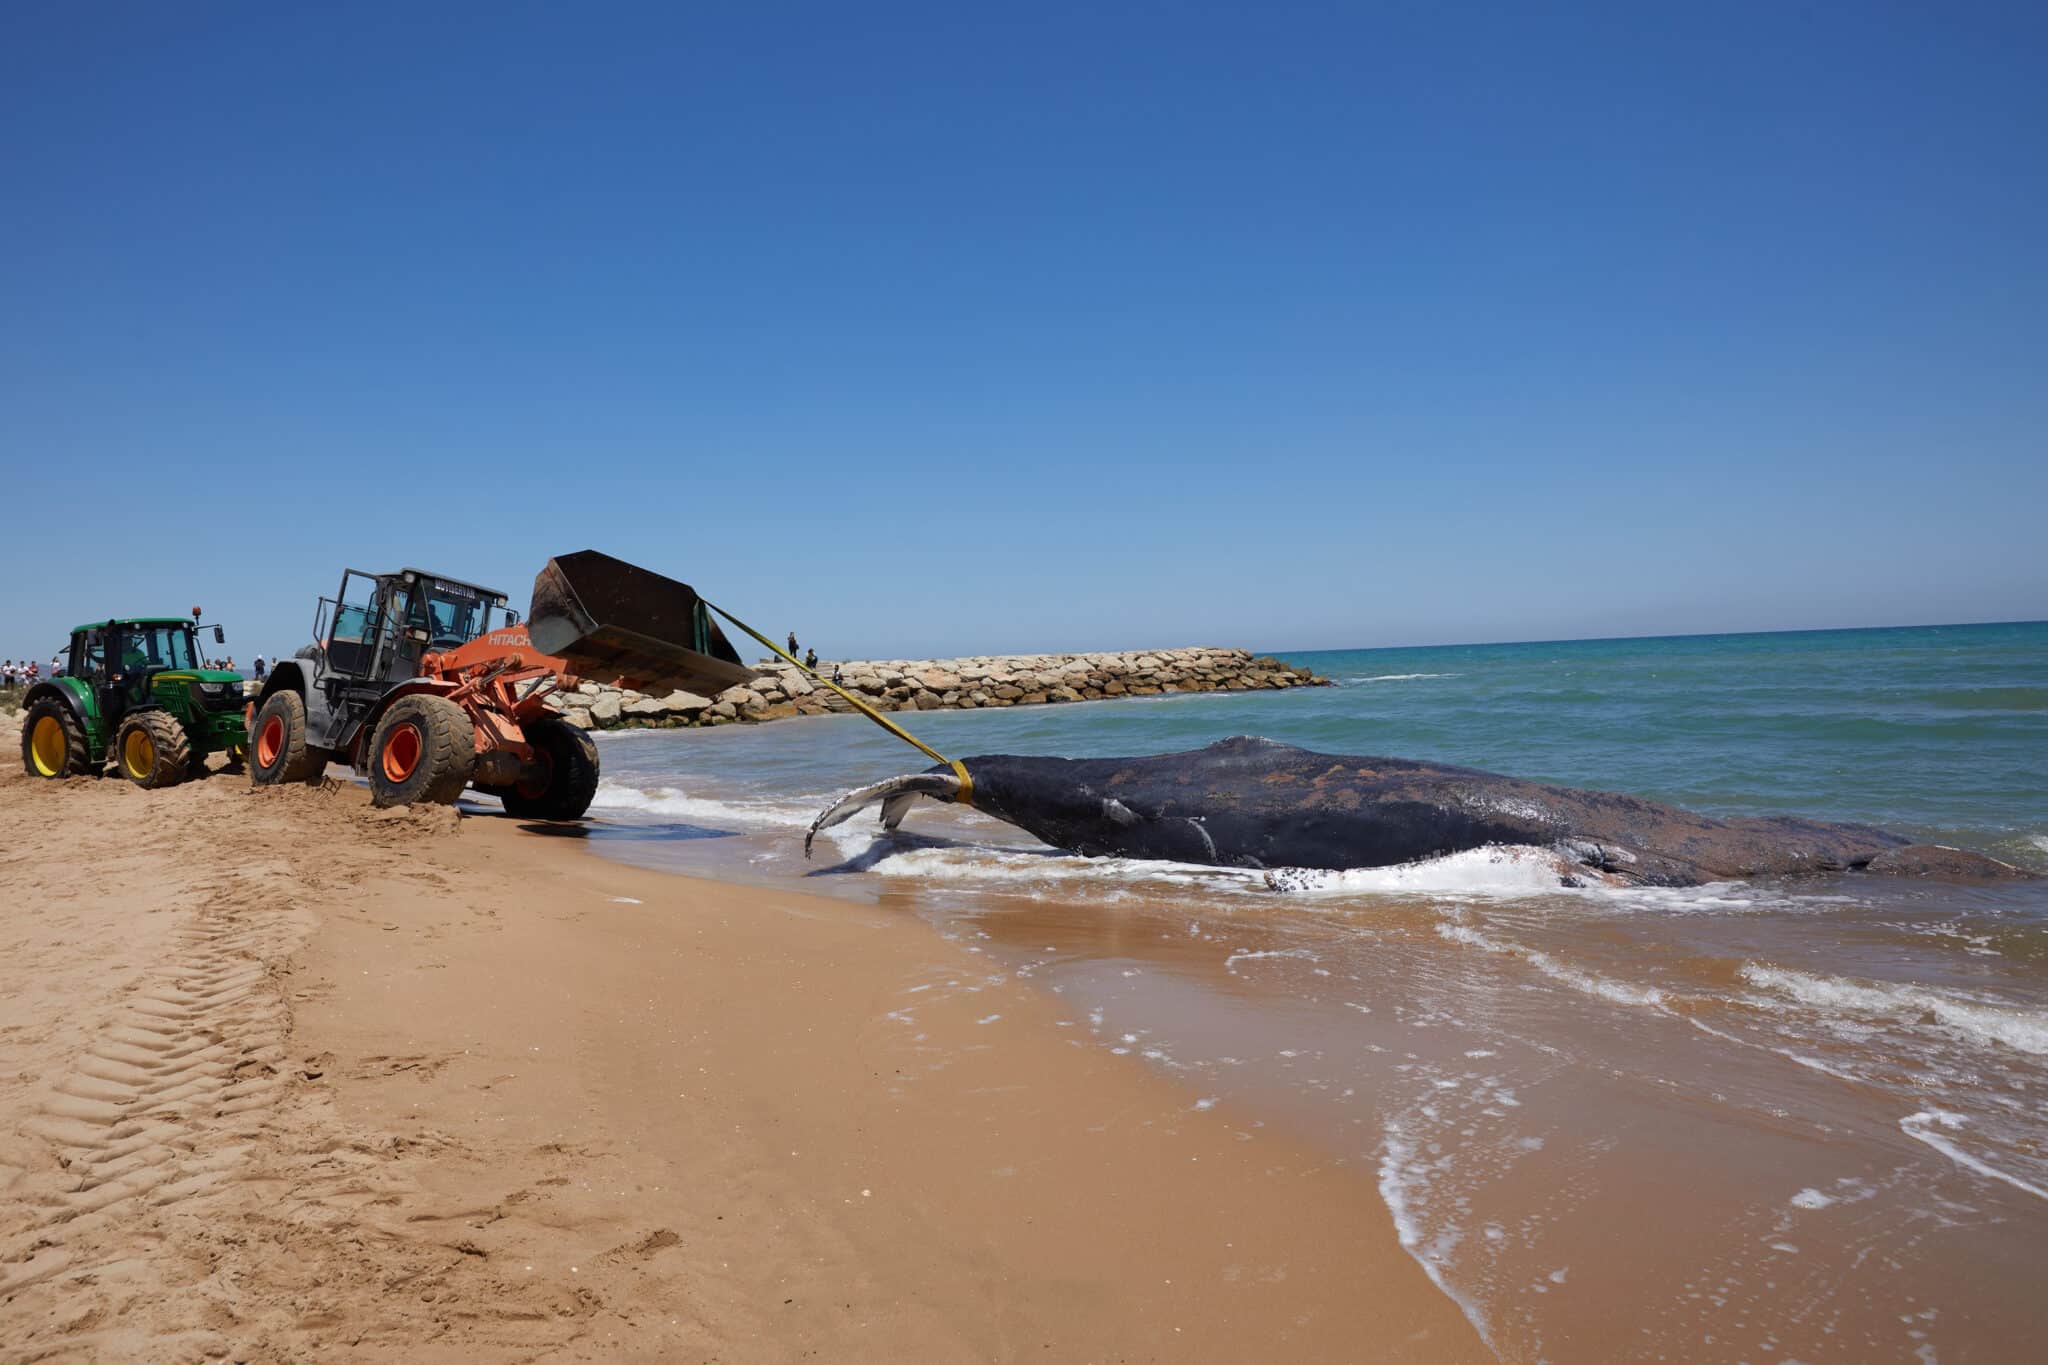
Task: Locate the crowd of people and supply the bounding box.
[0,658,51,690]
[2,652,273,690]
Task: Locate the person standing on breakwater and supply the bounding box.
[787,630,799,656]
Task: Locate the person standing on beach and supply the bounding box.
[50,653,64,678]
[254,654,267,681]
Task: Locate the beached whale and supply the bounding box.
[806,737,2026,887]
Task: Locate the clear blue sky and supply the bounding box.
[4,2,2043,665]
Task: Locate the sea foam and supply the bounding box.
[588,779,823,830]
[1900,1110,2048,1203]
[1739,964,2048,1055]
[1436,922,1667,1009]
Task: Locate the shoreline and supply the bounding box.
[0,761,1483,1361]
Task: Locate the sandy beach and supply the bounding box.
[0,740,1483,1362]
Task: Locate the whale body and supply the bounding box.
[808,737,2025,887]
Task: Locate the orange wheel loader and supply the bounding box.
[248,551,754,816]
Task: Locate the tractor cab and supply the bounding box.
[71,616,240,720]
[315,568,519,688]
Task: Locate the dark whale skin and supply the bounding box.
[939,737,2023,887]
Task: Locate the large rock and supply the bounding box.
[590,693,623,725]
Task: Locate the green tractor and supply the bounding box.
[19,613,251,788]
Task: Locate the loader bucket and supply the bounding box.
[528,550,757,697]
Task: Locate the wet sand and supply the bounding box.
[0,752,1483,1361]
[580,777,2048,1363]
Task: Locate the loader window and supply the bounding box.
[326,571,381,677]
[420,580,487,648]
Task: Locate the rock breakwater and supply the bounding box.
[545,647,1329,731]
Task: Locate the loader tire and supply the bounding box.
[367,694,475,809]
[116,710,191,789]
[22,700,91,778]
[250,690,320,785]
[499,716,600,821]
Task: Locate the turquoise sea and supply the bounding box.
[590,619,2048,868]
[555,620,2048,1362]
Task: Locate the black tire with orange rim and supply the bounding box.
[498,716,600,821]
[114,709,191,789]
[366,693,475,808]
[249,689,319,786]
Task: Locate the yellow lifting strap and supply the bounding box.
[702,602,974,804]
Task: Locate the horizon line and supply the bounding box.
[1277,617,2048,656]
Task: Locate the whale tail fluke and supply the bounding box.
[806,772,963,858]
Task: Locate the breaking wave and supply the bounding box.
[1435,922,1668,1009]
[1739,963,2048,1055]
[588,779,822,830]
[1347,672,1461,683]
[1900,1110,2048,1203]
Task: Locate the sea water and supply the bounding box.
[543,621,2048,1361]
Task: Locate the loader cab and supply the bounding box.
[315,568,516,686]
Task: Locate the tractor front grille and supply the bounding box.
[193,680,243,710]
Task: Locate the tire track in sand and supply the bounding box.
[0,779,698,1362]
[0,848,312,1358]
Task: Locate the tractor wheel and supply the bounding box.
[499,717,601,821]
[249,690,320,785]
[115,710,192,789]
[367,695,475,809]
[21,700,90,779]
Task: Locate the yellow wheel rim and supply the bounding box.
[124,727,156,780]
[30,715,67,776]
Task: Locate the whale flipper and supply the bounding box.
[806,771,961,857]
